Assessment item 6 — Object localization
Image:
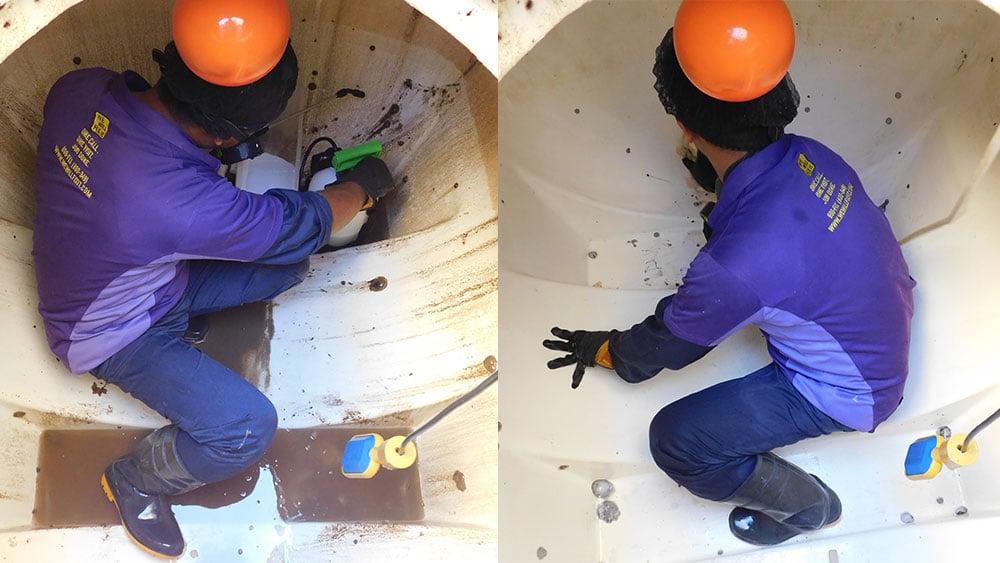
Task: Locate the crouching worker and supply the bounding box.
[32,40,394,558]
[543,25,915,546]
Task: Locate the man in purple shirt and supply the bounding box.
[543,28,915,546]
[33,41,394,557]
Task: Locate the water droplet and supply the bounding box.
[596,500,621,523]
[591,479,615,499]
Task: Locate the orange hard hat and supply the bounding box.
[674,0,795,102]
[172,0,292,87]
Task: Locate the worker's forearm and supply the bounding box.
[319,181,369,234]
[609,294,715,383]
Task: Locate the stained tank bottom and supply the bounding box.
[33,425,423,530]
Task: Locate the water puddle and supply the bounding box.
[33,426,423,529]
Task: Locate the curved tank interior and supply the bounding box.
[499,1,1000,562]
[0,0,497,561]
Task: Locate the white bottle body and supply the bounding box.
[309,167,369,247]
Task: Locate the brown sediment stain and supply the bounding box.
[319,521,411,544]
[34,426,423,528]
[342,409,365,423]
[90,381,108,396]
[452,470,466,492]
[367,103,401,139]
[194,301,273,391]
[358,74,464,145]
[265,427,422,522]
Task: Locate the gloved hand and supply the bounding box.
[337,156,395,200]
[682,150,718,193]
[542,327,616,389]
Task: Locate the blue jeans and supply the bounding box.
[93,259,308,484]
[648,363,854,501]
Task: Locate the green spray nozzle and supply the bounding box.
[334,140,383,172]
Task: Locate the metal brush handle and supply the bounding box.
[400,369,498,451]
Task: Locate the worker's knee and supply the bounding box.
[208,394,278,465]
[648,402,713,476]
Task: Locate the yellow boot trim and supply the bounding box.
[100,474,183,560]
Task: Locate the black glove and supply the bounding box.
[338,156,395,200]
[542,327,616,389]
[681,150,718,193]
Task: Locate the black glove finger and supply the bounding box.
[347,156,395,199]
[570,362,586,389]
[550,327,575,340]
[542,339,573,352]
[547,355,577,370]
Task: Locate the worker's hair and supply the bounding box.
[652,28,799,152]
[152,41,299,140]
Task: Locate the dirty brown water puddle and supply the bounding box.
[33,425,423,528]
[36,296,422,530]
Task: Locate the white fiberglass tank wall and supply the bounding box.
[0,0,497,561]
[499,1,1000,562]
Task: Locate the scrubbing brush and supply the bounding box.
[341,356,498,479]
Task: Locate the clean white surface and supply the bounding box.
[499,1,1000,562]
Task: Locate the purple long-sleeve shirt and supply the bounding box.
[33,69,331,373]
[611,134,915,431]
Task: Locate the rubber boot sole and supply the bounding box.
[101,473,182,560]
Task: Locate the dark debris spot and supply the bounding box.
[73,56,82,65]
[368,276,388,292]
[369,45,376,51]
[335,88,365,98]
[452,470,467,492]
[307,82,317,91]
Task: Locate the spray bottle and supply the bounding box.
[306,140,383,248]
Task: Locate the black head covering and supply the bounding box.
[152,41,298,139]
[652,28,799,152]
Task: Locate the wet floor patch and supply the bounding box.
[194,301,272,390]
[264,427,423,522]
[33,426,423,528]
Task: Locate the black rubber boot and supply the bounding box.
[725,453,841,546]
[101,426,204,559]
[181,315,210,344]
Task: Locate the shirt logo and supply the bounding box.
[797,153,815,177]
[91,112,110,139]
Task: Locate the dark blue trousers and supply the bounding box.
[648,363,853,501]
[93,259,308,484]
